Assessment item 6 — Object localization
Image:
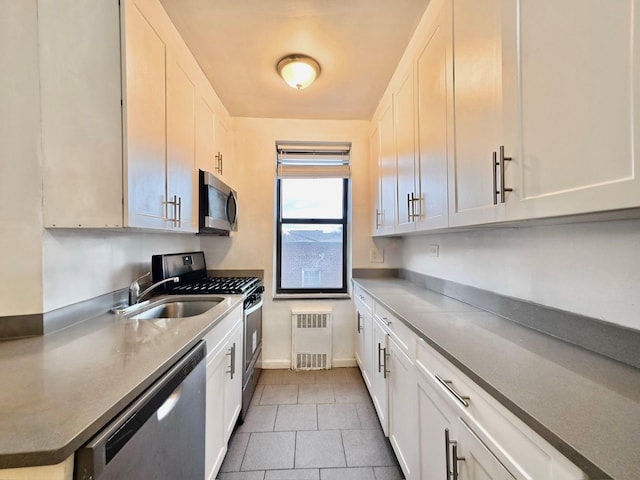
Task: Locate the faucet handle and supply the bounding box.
[129,272,151,306]
[132,271,152,285]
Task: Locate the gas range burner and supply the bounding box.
[172,276,260,295]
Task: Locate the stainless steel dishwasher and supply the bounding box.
[74,341,206,480]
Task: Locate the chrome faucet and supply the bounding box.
[129,272,179,306]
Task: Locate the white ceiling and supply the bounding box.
[159,0,430,120]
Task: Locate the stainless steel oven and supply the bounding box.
[241,287,263,420]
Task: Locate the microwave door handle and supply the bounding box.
[227,191,238,228]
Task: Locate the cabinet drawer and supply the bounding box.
[203,304,243,359]
[375,303,415,358]
[354,284,374,312]
[415,338,585,480]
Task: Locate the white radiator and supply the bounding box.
[291,307,333,370]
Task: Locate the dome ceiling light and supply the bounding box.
[276,54,321,90]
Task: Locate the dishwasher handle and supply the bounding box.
[74,341,206,480]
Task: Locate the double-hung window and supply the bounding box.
[275,141,351,296]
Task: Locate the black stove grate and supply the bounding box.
[172,276,260,295]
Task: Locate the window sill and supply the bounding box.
[273,293,352,301]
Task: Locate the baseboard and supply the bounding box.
[260,357,357,369]
[332,358,357,368]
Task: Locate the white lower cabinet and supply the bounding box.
[415,338,587,480]
[203,305,243,480]
[371,316,390,435]
[355,301,374,390]
[387,336,419,479]
[354,290,586,480]
[417,370,456,479]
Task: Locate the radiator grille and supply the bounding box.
[296,313,329,329]
[291,308,333,371]
[296,353,328,370]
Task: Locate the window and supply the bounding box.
[275,141,351,295]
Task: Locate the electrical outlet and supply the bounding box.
[370,247,384,263]
[428,244,439,257]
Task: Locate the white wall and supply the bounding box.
[42,230,199,312]
[402,219,640,330]
[201,117,401,367]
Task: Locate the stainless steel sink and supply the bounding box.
[113,296,225,320]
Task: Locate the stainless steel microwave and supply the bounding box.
[199,169,238,235]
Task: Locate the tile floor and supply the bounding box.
[217,368,405,480]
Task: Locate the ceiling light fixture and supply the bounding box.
[276,54,321,90]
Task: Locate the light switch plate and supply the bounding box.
[428,244,439,257]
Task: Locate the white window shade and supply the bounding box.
[276,141,351,178]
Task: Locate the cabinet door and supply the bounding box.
[415,0,451,231]
[456,419,521,480]
[205,344,227,480]
[123,0,168,229]
[370,126,383,233]
[388,337,419,479]
[223,323,243,442]
[376,102,397,236]
[215,114,233,183]
[355,305,373,390]
[166,54,197,232]
[40,0,123,228]
[505,0,640,220]
[196,95,216,173]
[418,375,455,480]
[448,0,506,227]
[394,70,418,233]
[371,318,389,434]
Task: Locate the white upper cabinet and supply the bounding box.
[447,0,507,227]
[394,70,418,234]
[39,1,124,228]
[165,53,197,232]
[415,0,451,231]
[123,0,169,229]
[215,114,234,184]
[374,102,398,236]
[41,0,230,231]
[195,95,217,174]
[504,0,640,220]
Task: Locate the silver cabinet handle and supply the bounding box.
[435,374,470,407]
[375,209,382,229]
[492,151,499,205]
[452,441,465,480]
[445,428,452,480]
[383,348,389,379]
[407,193,412,222]
[499,145,512,203]
[357,312,363,333]
[408,192,421,220]
[215,152,223,174]
[176,196,182,227]
[166,195,179,225]
[226,343,236,379]
[378,342,387,374]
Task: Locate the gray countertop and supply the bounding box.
[0,295,243,470]
[354,278,640,480]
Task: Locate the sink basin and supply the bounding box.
[114,296,225,320]
[130,300,221,320]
